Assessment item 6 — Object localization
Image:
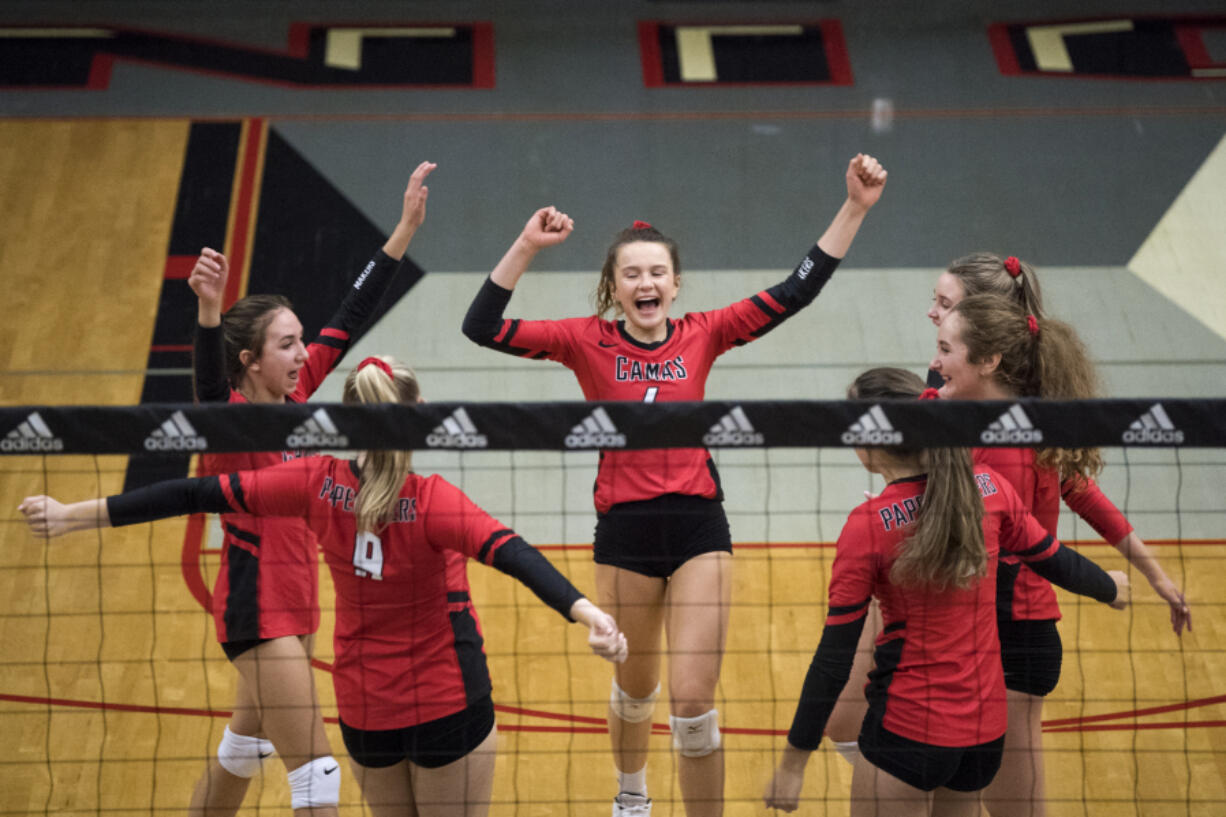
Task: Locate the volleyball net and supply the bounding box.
[2,398,1224,816]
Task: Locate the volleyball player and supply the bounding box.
[929,293,1190,816]
[462,155,887,816]
[20,355,628,817]
[180,161,436,815]
[763,368,1129,817]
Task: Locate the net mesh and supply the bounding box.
[2,399,1223,816]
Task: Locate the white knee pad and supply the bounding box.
[831,739,861,766]
[216,726,275,778]
[669,709,721,758]
[610,680,659,724]
[287,756,341,810]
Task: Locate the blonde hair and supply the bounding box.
[849,368,986,591]
[342,356,420,533]
[953,295,1104,482]
[947,252,1044,318]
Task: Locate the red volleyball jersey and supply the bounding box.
[216,457,527,730]
[974,447,1132,621]
[822,470,1059,747]
[475,246,838,512]
[198,330,344,643]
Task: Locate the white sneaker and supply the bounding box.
[612,792,652,816]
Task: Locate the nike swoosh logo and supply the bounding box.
[598,341,617,348]
[324,766,338,774]
[258,752,273,759]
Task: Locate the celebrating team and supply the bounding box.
[19,154,1188,817]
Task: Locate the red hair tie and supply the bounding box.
[632,220,653,231]
[1026,315,1039,336]
[1004,256,1022,279]
[358,356,394,379]
[918,388,940,400]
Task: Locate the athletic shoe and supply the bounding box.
[612,792,652,816]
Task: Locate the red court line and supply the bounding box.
[1046,720,1226,734]
[537,539,1219,551]
[1043,694,1226,728]
[149,344,192,353]
[223,117,265,309]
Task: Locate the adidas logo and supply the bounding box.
[565,407,626,449]
[980,404,1043,444]
[1,411,64,453]
[841,405,902,445]
[144,410,208,451]
[1123,403,1184,445]
[286,408,349,448]
[426,407,488,449]
[703,406,764,446]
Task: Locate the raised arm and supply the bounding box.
[488,206,574,291]
[188,248,232,402]
[815,153,887,259]
[382,160,435,260]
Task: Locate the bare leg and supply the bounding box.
[824,600,882,745]
[665,552,732,817]
[850,753,931,817]
[597,564,666,802]
[231,635,335,817]
[982,689,1046,817]
[351,759,419,817]
[932,787,984,817]
[411,726,499,817]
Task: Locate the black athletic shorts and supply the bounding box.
[221,637,270,661]
[593,494,732,579]
[859,711,1004,793]
[998,618,1062,697]
[340,696,496,769]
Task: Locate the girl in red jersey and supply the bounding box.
[20,355,628,817]
[763,368,1129,817]
[180,162,436,815]
[463,155,887,817]
[931,293,1190,817]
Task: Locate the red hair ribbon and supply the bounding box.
[918,387,941,400]
[358,356,394,379]
[1026,315,1039,336]
[632,220,653,231]
[1004,256,1022,278]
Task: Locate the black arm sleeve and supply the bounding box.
[325,249,406,338]
[490,536,584,620]
[106,476,230,526]
[1024,540,1118,603]
[193,323,231,403]
[462,276,514,347]
[762,245,841,313]
[786,615,866,751]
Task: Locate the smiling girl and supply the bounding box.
[462,155,887,817]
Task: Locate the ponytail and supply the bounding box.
[953,295,1103,482]
[342,356,421,533]
[848,368,985,591]
[946,252,1044,319]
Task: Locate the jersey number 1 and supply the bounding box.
[643,386,658,402]
[353,531,385,580]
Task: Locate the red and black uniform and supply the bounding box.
[786,469,1117,792]
[192,249,409,654]
[974,447,1132,696]
[106,458,583,767]
[463,245,840,575]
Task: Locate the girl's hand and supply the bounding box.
[399,161,437,232]
[1107,570,1132,611]
[188,248,228,310]
[846,153,887,211]
[19,495,70,538]
[518,206,574,251]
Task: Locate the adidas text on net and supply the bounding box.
[565,431,626,449]
[979,427,1043,444]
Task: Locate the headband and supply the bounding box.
[632,220,653,231]
[358,356,394,379]
[1026,315,1040,337]
[1004,256,1022,279]
[918,387,941,400]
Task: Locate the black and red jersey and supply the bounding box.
[463,245,839,512]
[974,447,1132,621]
[786,469,1117,751]
[107,457,583,731]
[191,249,410,643]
